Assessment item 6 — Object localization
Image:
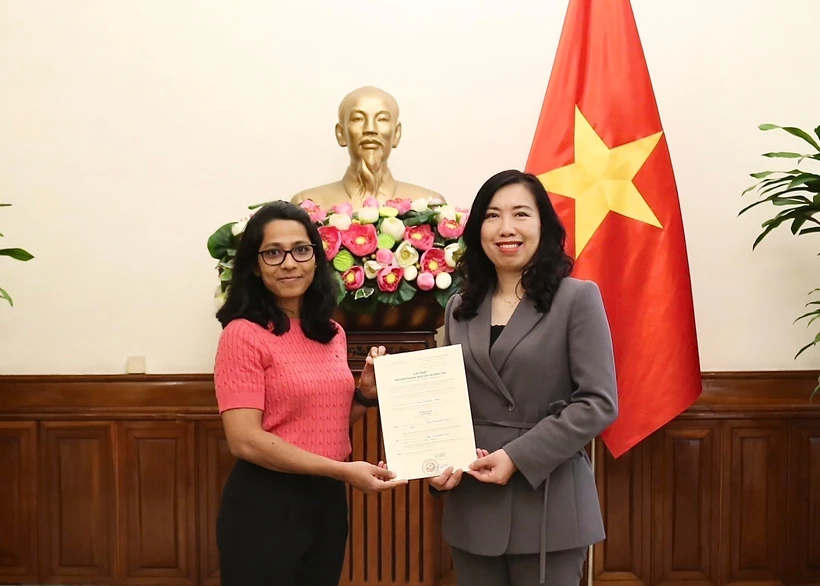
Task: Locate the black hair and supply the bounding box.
[215,200,339,343]
[453,169,574,320]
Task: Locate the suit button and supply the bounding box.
[507,403,515,412]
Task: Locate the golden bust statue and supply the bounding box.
[291,86,444,210]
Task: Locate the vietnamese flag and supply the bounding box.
[525,0,701,458]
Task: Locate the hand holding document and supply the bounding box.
[373,345,477,480]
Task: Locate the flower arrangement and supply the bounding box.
[207,196,467,313]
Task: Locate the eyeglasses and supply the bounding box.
[258,244,316,266]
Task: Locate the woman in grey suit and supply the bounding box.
[430,169,618,586]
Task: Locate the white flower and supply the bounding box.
[357,206,380,224]
[444,242,461,268]
[410,198,429,212]
[380,216,406,241]
[363,260,385,280]
[403,265,418,281]
[436,205,457,222]
[327,213,352,231]
[435,272,452,289]
[393,240,419,268]
[231,218,248,236]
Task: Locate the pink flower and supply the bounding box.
[342,266,365,290]
[318,226,342,260]
[377,265,404,293]
[362,196,380,208]
[299,199,327,223]
[459,211,470,225]
[375,248,393,265]
[438,219,464,239]
[385,198,412,215]
[340,223,378,257]
[403,224,435,251]
[416,272,435,291]
[331,201,354,217]
[420,248,450,276]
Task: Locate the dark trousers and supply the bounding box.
[450,546,587,586]
[217,459,349,586]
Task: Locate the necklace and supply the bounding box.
[497,294,520,306]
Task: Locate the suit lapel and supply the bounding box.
[490,295,543,373]
[467,292,515,404]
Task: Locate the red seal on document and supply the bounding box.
[422,459,439,475]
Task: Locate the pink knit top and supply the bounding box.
[213,318,355,461]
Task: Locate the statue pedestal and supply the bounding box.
[340,306,453,585]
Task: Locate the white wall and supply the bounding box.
[1,0,819,374]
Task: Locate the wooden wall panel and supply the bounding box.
[196,420,234,586]
[0,421,37,584]
[593,438,651,586]
[39,421,116,584]
[721,421,788,586]
[118,422,196,586]
[0,369,818,586]
[652,421,721,586]
[788,420,820,585]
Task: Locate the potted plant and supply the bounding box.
[740,122,820,394]
[1,203,34,306]
[207,197,466,331]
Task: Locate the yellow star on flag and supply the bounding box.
[537,106,664,256]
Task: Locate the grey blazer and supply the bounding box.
[439,277,618,576]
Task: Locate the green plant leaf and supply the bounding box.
[794,330,820,359]
[762,151,804,158]
[402,210,438,227]
[799,226,820,235]
[207,223,235,260]
[248,201,275,210]
[354,286,375,300]
[0,248,33,261]
[0,203,10,207]
[433,276,461,308]
[759,123,820,153]
[794,309,820,323]
[329,271,346,304]
[0,286,12,306]
[376,280,417,305]
[219,268,232,282]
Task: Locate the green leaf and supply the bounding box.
[433,275,461,308]
[762,151,804,158]
[794,309,820,323]
[815,125,820,142]
[376,280,417,306]
[248,201,275,210]
[0,248,33,261]
[0,203,10,207]
[207,223,235,260]
[0,286,12,306]
[401,210,438,227]
[219,268,232,282]
[759,123,820,153]
[330,271,346,304]
[794,330,820,359]
[353,286,375,300]
[799,226,820,235]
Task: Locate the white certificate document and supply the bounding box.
[373,344,478,480]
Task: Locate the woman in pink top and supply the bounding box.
[213,201,405,586]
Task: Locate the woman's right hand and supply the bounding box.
[428,448,489,491]
[342,460,407,493]
[427,466,464,491]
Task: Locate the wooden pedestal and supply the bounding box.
[341,329,451,586]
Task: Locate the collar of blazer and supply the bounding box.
[466,290,544,404]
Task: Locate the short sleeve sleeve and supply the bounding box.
[213,320,267,413]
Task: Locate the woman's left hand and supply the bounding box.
[466,448,518,485]
[358,346,387,399]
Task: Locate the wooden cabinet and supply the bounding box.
[0,370,817,586]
